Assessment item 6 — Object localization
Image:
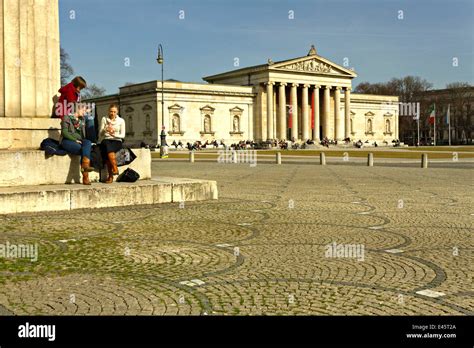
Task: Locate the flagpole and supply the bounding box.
[433,103,436,146]
[417,103,420,146]
[448,104,451,146]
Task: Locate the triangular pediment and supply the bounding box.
[271,55,357,78]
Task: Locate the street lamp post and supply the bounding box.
[157,44,168,158]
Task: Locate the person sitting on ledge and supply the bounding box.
[60,103,93,185]
[99,104,126,184]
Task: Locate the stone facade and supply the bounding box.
[88,46,400,145]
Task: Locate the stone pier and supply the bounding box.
[0,0,61,149]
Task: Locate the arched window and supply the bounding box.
[350,119,354,133]
[385,119,391,133]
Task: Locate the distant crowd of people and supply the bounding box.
[140,137,402,151]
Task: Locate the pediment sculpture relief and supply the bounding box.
[279,59,332,73]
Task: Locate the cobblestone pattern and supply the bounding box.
[0,162,472,315]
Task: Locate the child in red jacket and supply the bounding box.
[55,76,87,120]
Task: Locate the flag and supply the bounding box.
[428,104,435,125]
[446,104,450,125]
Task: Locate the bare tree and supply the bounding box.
[354,76,433,144]
[444,83,472,144]
[82,84,107,99]
[60,47,74,86]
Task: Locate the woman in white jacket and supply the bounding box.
[99,104,126,183]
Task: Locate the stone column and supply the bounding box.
[322,86,331,139]
[266,82,274,140]
[278,82,287,140]
[334,86,343,140]
[312,85,320,141]
[301,84,309,141]
[344,87,351,139]
[1,0,59,117]
[0,0,61,149]
[290,83,298,141]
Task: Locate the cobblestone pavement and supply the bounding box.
[0,162,472,315]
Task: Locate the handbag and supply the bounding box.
[116,168,140,183]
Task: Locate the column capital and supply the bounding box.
[291,83,299,87]
[265,81,275,86]
[302,84,310,89]
[335,86,342,91]
[324,85,332,90]
[279,82,287,87]
[313,84,321,89]
[345,87,352,92]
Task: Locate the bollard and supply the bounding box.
[320,152,326,165]
[276,152,281,165]
[421,153,428,168]
[231,150,238,163]
[189,151,194,163]
[367,153,374,167]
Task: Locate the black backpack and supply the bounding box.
[40,138,68,156]
[116,168,140,183]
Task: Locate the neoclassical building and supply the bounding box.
[89,46,399,145]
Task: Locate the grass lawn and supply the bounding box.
[399,146,474,152]
[151,148,474,160]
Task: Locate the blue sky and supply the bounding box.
[59,0,473,94]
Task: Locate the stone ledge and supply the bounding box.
[0,177,218,215]
[0,148,151,187]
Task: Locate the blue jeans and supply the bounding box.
[61,139,92,161]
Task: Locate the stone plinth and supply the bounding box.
[0,177,218,214]
[0,117,60,150]
[0,148,151,187]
